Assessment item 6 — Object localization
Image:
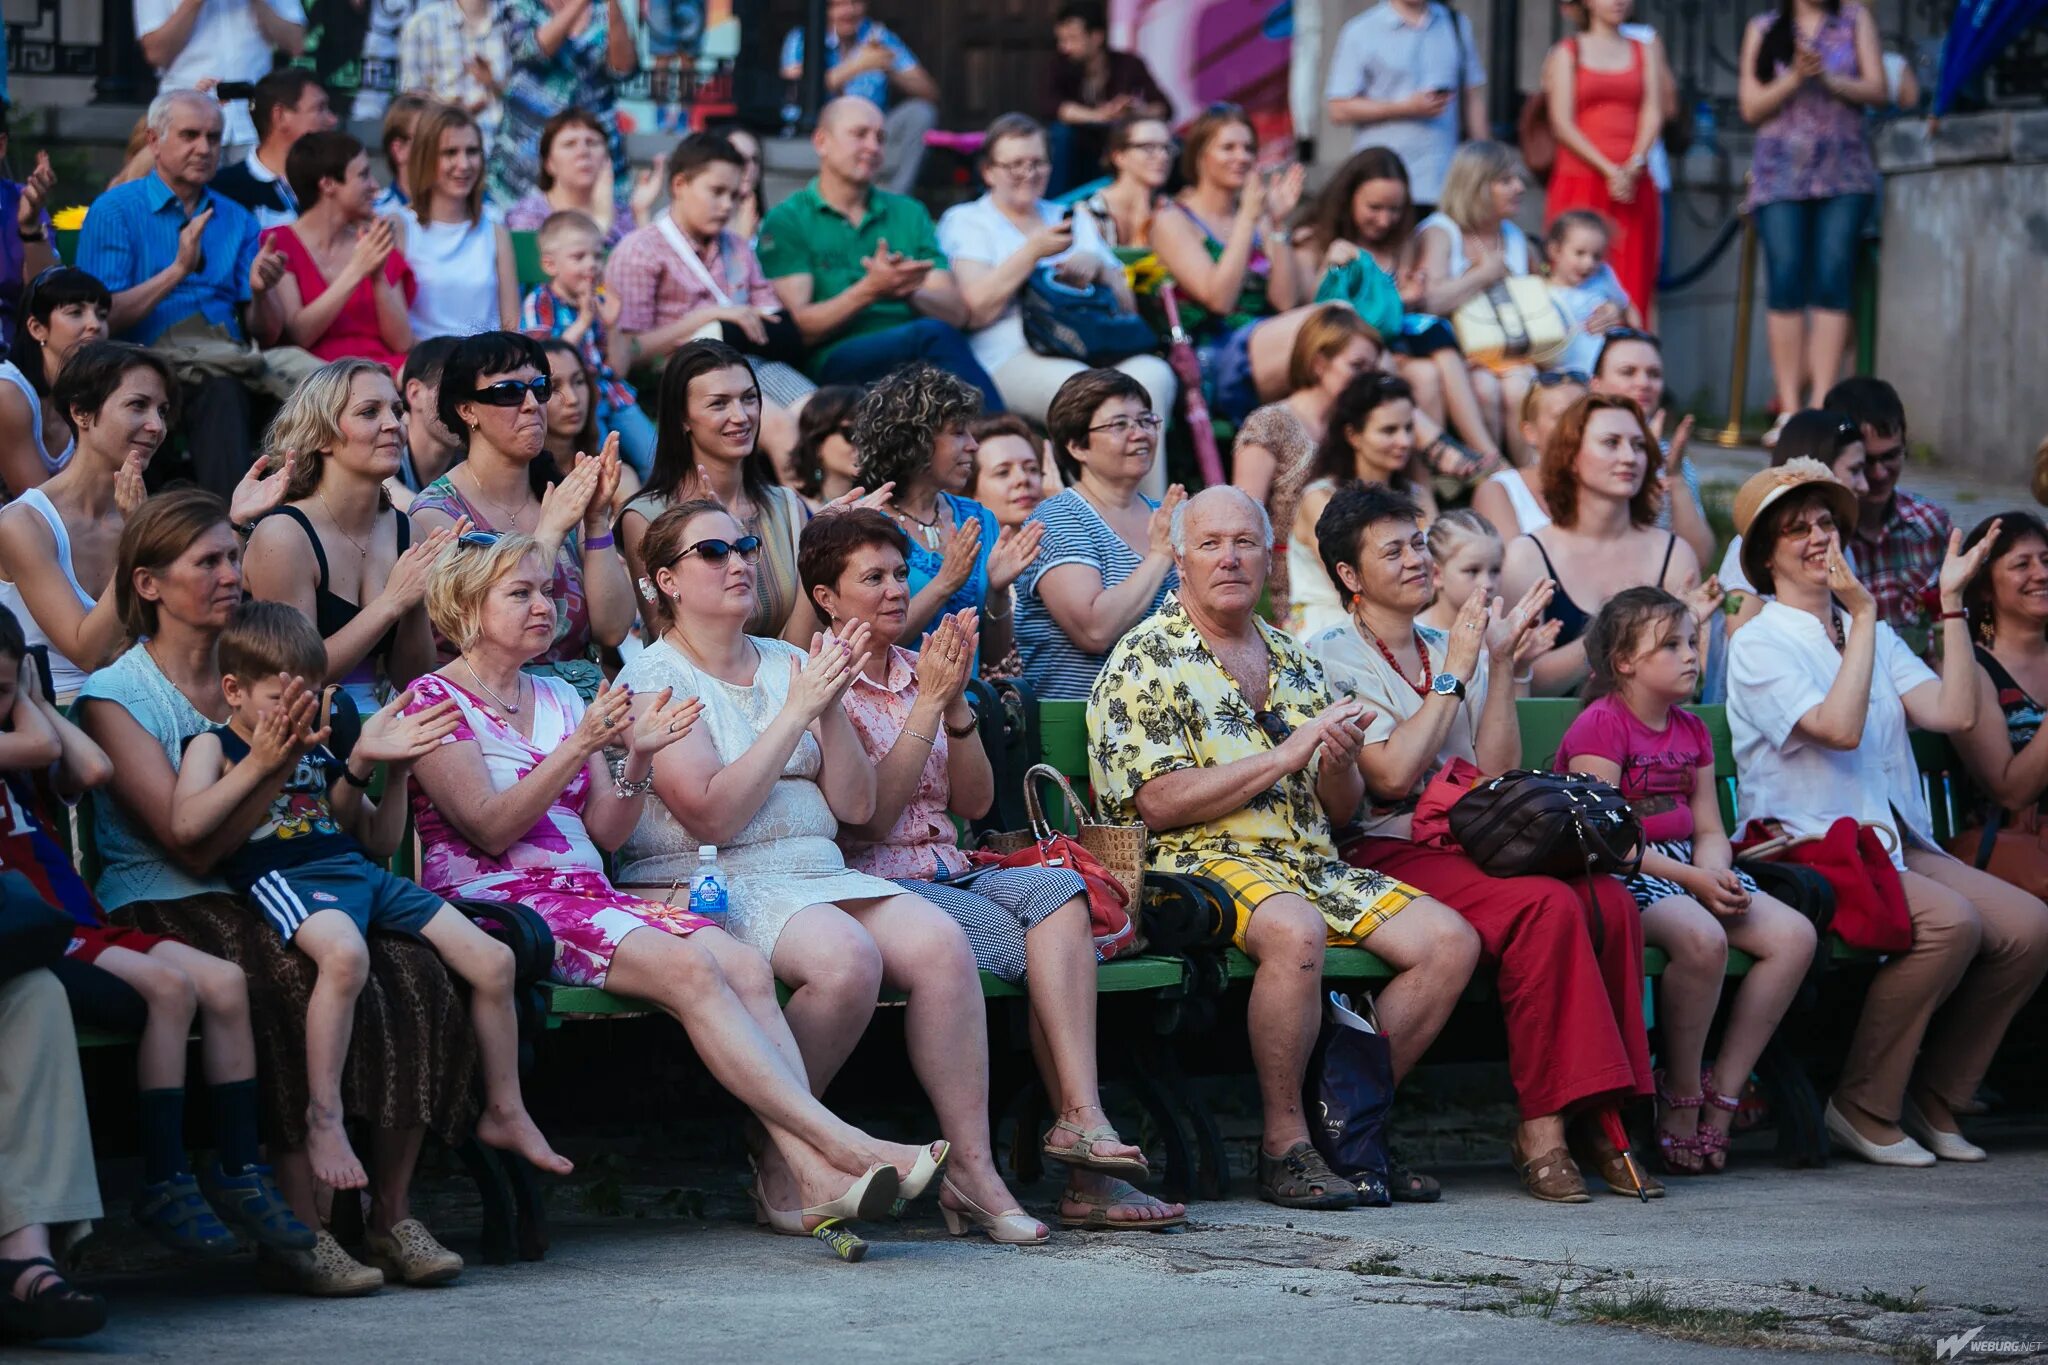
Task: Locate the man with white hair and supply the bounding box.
[137,0,308,147]
[77,91,303,497]
[1088,485,1480,1211]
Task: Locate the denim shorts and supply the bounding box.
[1754,194,1873,313]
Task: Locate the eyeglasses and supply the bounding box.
[677,535,763,565]
[1087,413,1164,438]
[458,530,501,547]
[1253,709,1293,743]
[470,377,555,407]
[1535,369,1590,387]
[1123,141,1174,154]
[990,157,1050,178]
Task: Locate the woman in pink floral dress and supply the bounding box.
[404,531,942,1259]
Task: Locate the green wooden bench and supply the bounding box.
[512,230,547,292]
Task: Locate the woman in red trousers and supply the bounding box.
[1542,0,1664,317]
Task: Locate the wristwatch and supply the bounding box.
[1429,673,1467,701]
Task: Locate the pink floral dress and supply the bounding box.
[403,671,714,987]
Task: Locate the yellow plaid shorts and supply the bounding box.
[1190,854,1424,952]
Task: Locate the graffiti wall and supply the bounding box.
[1113,0,1296,154]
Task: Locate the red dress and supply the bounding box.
[262,224,418,375]
[1545,38,1661,318]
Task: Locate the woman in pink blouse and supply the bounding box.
[801,510,1187,1233]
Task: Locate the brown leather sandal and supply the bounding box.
[1510,1140,1591,1204]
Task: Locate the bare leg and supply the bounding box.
[148,942,255,1083]
[1021,900,1139,1166]
[290,911,372,1191]
[1766,311,1806,414]
[1354,897,1480,1081]
[1399,354,1446,426]
[1242,894,1327,1155]
[366,1124,424,1236]
[86,945,197,1091]
[1466,365,1505,446]
[1805,309,1853,407]
[274,1149,318,1227]
[1704,894,1817,1150]
[1432,348,1504,460]
[1640,896,1728,1167]
[769,904,884,1096]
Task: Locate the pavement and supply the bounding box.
[39,1122,2048,1364]
[1686,442,2037,532]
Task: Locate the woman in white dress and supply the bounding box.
[615,500,1050,1244]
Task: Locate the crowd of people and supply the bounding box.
[0,0,2041,1344]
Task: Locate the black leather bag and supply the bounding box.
[1139,871,1235,956]
[1448,769,1644,882]
[1020,269,1159,366]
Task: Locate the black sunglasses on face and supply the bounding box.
[470,377,555,407]
[679,535,763,566]
[1254,709,1293,743]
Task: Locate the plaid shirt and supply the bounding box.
[519,284,635,411]
[602,221,780,336]
[398,1,508,135]
[1853,488,1951,637]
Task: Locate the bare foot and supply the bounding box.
[477,1104,574,1175]
[1060,1172,1184,1227]
[305,1110,367,1190]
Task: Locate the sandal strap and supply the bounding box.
[0,1256,86,1306]
[1700,1069,1743,1111]
[1654,1068,1706,1110]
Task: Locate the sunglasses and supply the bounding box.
[458,530,501,547]
[1536,369,1590,387]
[1253,709,1293,744]
[470,377,555,407]
[678,535,763,566]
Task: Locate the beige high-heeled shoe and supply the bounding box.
[899,1141,950,1201]
[748,1162,900,1263]
[938,1175,1048,1246]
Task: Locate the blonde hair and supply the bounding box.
[425,532,544,652]
[1287,302,1380,393]
[1425,507,1499,566]
[1437,141,1526,232]
[261,357,397,503]
[407,102,484,226]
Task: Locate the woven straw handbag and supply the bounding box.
[980,763,1146,910]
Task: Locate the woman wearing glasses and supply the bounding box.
[613,501,1031,1246]
[936,113,1177,435]
[849,365,1041,670]
[0,266,107,501]
[409,331,633,696]
[791,386,864,512]
[1078,115,1174,249]
[243,358,461,715]
[620,341,818,645]
[1016,369,1184,701]
[1719,409,1870,635]
[403,530,934,1262]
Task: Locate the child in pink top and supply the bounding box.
[1557,587,1816,1176]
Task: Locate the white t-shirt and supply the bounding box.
[935,195,1121,377]
[134,0,309,146]
[1726,599,1939,869]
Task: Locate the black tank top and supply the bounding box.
[1527,530,1678,646]
[256,504,410,667]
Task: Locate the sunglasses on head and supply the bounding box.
[470,376,554,407]
[458,530,501,548]
[1253,709,1293,744]
[678,535,763,566]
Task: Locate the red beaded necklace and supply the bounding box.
[1360,618,1432,698]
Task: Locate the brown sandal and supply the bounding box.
[1510,1140,1591,1204]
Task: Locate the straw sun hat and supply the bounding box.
[1732,458,1859,592]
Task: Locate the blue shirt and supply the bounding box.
[780,19,918,109]
[904,492,997,674]
[76,171,260,345]
[1323,2,1485,204]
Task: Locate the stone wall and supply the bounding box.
[1874,110,2048,480]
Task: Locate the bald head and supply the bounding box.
[815,97,887,187]
[1172,486,1271,624]
[1171,486,1272,555]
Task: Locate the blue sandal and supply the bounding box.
[132,1173,239,1256]
[202,1163,317,1251]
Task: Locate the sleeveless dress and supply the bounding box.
[623,483,807,640]
[1486,467,1552,536]
[409,474,594,669]
[404,209,504,339]
[1288,476,1352,641]
[0,360,74,498]
[1157,201,1272,423]
[1544,37,1661,315]
[1417,212,1533,281]
[0,488,95,700]
[612,636,900,957]
[252,505,411,713]
[1527,529,1677,646]
[263,223,417,373]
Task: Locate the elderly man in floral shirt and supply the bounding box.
[1088,486,1478,1212]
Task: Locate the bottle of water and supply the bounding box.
[688,845,729,924]
[1692,98,1719,155]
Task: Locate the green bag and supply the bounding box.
[1313,256,1405,341]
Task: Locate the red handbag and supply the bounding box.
[1733,817,1914,953]
[971,836,1140,960]
[974,766,1142,961]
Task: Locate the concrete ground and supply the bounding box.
[1687,442,2036,532]
[35,1123,2048,1364]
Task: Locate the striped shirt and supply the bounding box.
[76,171,260,345]
[1015,488,1177,702]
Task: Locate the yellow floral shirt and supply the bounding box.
[1087,595,1417,937]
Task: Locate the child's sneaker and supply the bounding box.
[201,1162,317,1251]
[256,1231,384,1297]
[363,1218,463,1286]
[131,1173,239,1255]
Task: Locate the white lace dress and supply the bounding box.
[613,635,899,955]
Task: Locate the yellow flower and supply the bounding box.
[52,205,89,230]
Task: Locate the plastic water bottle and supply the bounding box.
[1692,98,1719,155]
[688,846,729,924]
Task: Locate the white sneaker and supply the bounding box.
[1825,1100,1936,1167]
[1900,1096,1988,1162]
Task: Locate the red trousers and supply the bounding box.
[1346,837,1652,1120]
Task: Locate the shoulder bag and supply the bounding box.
[1020,267,1159,366]
[1447,767,1644,881]
[976,764,1143,959]
[1452,276,1572,371]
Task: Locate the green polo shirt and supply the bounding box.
[756,179,949,373]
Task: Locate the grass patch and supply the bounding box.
[1577,1287,1791,1342]
[1422,1269,1518,1289]
[1858,1286,1928,1314]
[1345,1255,1405,1277]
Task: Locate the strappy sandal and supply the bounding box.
[1508,1139,1591,1204]
[1653,1068,1708,1175]
[1057,1179,1188,1232]
[1423,434,1488,483]
[1257,1142,1359,1210]
[0,1257,106,1341]
[1042,1119,1149,1179]
[1697,1068,1743,1173]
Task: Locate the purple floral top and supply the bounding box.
[503,190,636,249]
[405,671,603,900]
[410,473,592,664]
[1745,4,1880,210]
